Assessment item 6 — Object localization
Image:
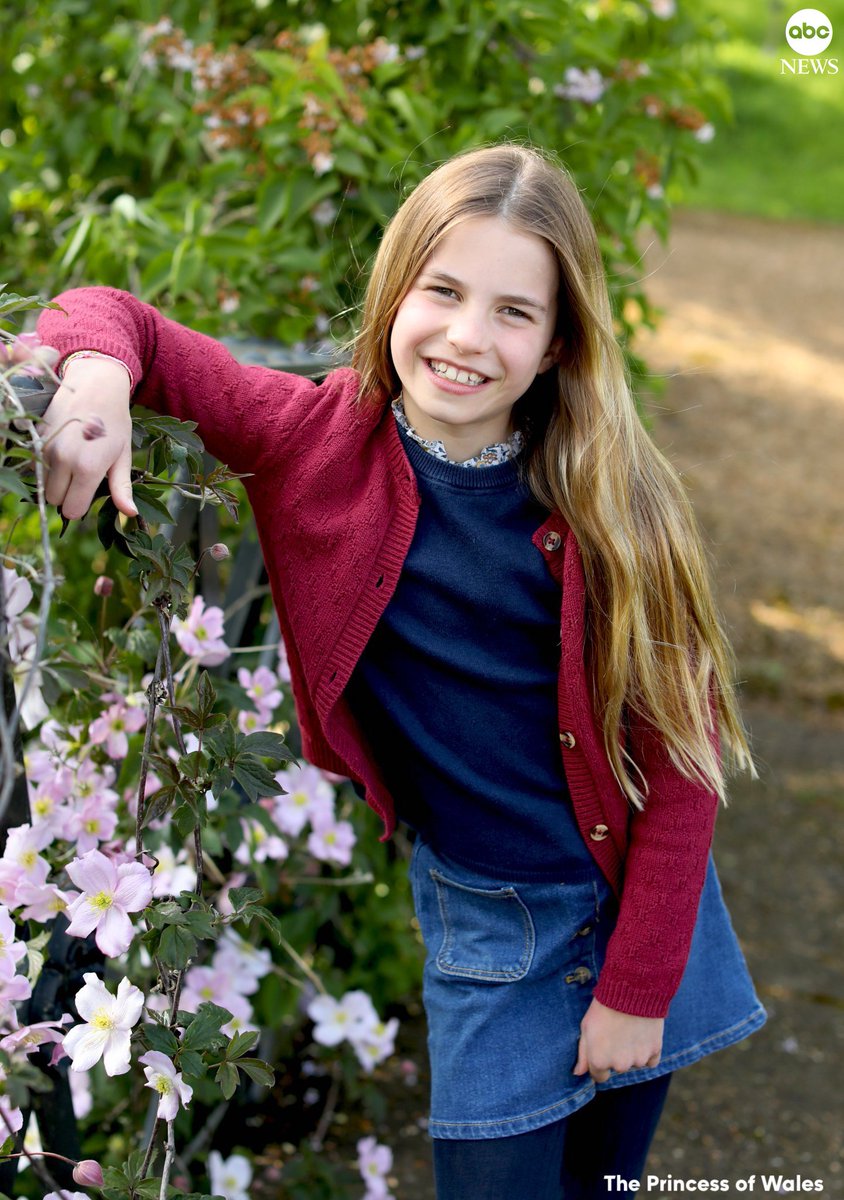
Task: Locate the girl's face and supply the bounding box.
[390,215,561,462]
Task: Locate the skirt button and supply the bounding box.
[565,966,593,984]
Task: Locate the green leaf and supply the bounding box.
[226,886,264,912]
[181,1002,232,1051]
[215,1060,240,1100]
[236,1057,275,1089]
[143,1023,180,1057]
[158,923,196,968]
[239,730,293,762]
[247,904,283,944]
[0,466,33,501]
[132,483,176,524]
[232,755,284,801]
[227,1029,260,1058]
[176,1048,205,1080]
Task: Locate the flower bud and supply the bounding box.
[73,1158,105,1186]
[94,575,114,597]
[81,414,107,441]
[209,542,230,561]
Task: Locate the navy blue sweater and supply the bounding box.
[345,421,595,881]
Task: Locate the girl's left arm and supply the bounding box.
[591,712,720,1020]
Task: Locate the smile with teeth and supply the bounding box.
[427,359,488,386]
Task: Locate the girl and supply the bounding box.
[37,143,766,1199]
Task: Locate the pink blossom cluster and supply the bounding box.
[236,663,284,733]
[307,988,399,1073]
[178,927,270,1038]
[263,762,357,867]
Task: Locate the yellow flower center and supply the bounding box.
[91,1009,115,1031]
[324,831,336,845]
[84,819,99,833]
[155,1076,173,1096]
[21,850,36,869]
[91,891,114,911]
[294,791,307,807]
[34,797,52,816]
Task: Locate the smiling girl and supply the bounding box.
[37,143,765,1199]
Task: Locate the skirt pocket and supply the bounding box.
[429,866,536,982]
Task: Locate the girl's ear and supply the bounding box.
[539,336,564,374]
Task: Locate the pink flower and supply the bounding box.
[139,1050,193,1120]
[272,763,335,836]
[2,823,50,888]
[65,850,153,957]
[357,1136,394,1197]
[209,542,230,560]
[0,1065,23,1134]
[0,906,26,980]
[0,331,59,376]
[94,575,114,596]
[234,817,288,865]
[67,795,119,853]
[307,813,355,866]
[237,666,282,720]
[89,697,146,759]
[15,880,76,923]
[307,990,378,1047]
[0,1015,72,1057]
[172,595,231,666]
[276,638,292,683]
[352,1016,400,1073]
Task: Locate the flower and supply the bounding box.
[311,151,334,176]
[307,812,355,866]
[72,1159,104,1186]
[352,1016,400,1072]
[237,666,282,720]
[0,1064,23,1134]
[207,1150,253,1200]
[172,595,231,666]
[2,823,50,887]
[649,0,676,17]
[139,1050,194,1120]
[694,122,716,143]
[0,1014,71,1057]
[63,973,144,1075]
[16,880,75,923]
[272,762,335,836]
[43,1193,89,1200]
[307,990,378,1047]
[554,67,606,104]
[357,1135,394,1198]
[0,906,26,980]
[0,332,58,376]
[89,696,147,759]
[65,850,153,957]
[94,575,114,596]
[209,542,230,560]
[234,817,288,865]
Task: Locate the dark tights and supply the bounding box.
[432,1073,672,1200]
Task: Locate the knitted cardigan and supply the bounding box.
[38,288,721,1019]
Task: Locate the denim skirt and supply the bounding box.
[409,835,767,1140]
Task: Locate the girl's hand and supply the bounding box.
[40,357,137,521]
[573,997,664,1084]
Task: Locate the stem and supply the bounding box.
[0,1110,69,1199]
[139,1115,161,1181]
[136,639,166,858]
[310,1061,342,1152]
[159,1121,175,1200]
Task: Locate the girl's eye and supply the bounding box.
[502,306,530,320]
[429,285,457,298]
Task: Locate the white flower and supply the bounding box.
[208,1150,253,1200]
[351,1017,400,1072]
[0,906,26,980]
[307,989,378,1047]
[311,151,334,177]
[554,67,606,104]
[694,122,715,143]
[63,973,144,1075]
[139,1050,193,1120]
[649,0,676,17]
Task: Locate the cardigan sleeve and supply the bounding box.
[36,286,323,478]
[590,713,720,1019]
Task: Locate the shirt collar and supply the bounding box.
[391,396,524,468]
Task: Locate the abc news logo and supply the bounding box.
[781,7,838,74]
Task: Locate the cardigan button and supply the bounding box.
[559,730,576,749]
[589,824,610,841]
[542,531,562,551]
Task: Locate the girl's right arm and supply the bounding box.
[36,286,327,520]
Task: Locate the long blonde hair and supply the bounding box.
[352,143,753,807]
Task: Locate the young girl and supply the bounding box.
[37,143,766,1199]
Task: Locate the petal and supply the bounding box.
[65,899,102,939]
[113,864,153,911]
[158,1090,179,1121]
[102,1029,132,1076]
[95,906,135,957]
[73,975,110,1021]
[65,850,116,894]
[113,978,145,1027]
[63,1024,107,1072]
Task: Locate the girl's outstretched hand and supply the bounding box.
[39,357,137,522]
[573,997,664,1084]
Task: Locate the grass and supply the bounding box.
[674,0,844,223]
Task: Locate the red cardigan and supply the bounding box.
[38,288,720,1019]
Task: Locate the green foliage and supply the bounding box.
[1,0,723,356]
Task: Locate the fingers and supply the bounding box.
[107,443,138,517]
[572,1038,589,1077]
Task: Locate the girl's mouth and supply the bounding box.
[426,359,489,387]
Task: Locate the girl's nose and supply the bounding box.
[446,308,490,355]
